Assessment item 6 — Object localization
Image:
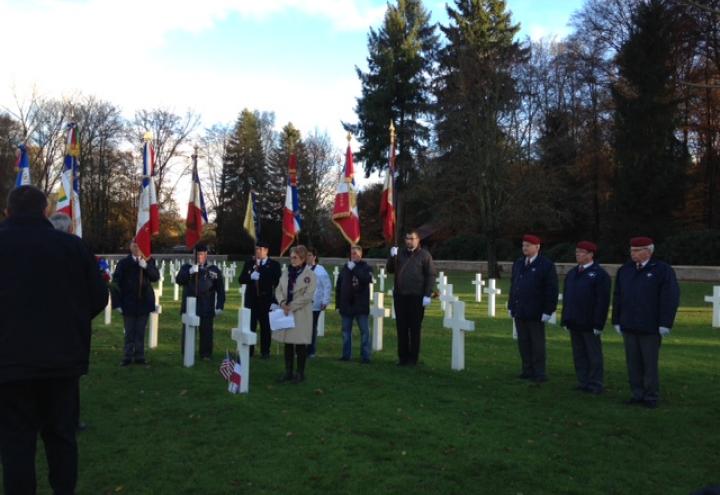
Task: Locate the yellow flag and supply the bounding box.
[243,191,256,241]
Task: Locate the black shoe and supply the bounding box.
[120,359,131,367]
[518,373,533,379]
[532,376,548,383]
[573,385,587,391]
[134,358,147,365]
[260,354,270,360]
[292,373,305,384]
[277,371,294,383]
[643,400,658,409]
[338,357,350,362]
[623,398,644,406]
[396,361,408,366]
[361,359,371,364]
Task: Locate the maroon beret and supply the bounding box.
[630,236,654,247]
[576,241,597,253]
[522,234,541,245]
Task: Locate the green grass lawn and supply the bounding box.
[20,271,720,494]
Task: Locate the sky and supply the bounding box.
[0,0,585,193]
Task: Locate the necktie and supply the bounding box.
[525,258,530,267]
[578,266,584,274]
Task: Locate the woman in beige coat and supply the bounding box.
[274,245,316,383]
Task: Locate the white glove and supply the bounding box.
[138,258,147,269]
[422,296,432,307]
[116,307,123,314]
[346,261,356,270]
[593,329,602,337]
[390,247,398,257]
[659,326,670,337]
[614,324,622,335]
[215,309,223,316]
[189,264,199,274]
[250,271,260,281]
[541,313,552,323]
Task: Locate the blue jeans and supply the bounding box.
[341,314,370,361]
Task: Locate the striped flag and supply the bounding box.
[185,151,208,251]
[56,123,82,237]
[380,124,396,245]
[280,153,301,256]
[219,351,235,381]
[15,144,31,186]
[228,361,242,394]
[134,136,160,258]
[243,190,259,242]
[332,142,361,245]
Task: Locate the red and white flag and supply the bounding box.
[134,137,160,258]
[56,123,82,237]
[228,362,242,394]
[219,351,235,381]
[185,155,208,251]
[380,127,396,245]
[280,153,301,256]
[332,143,360,245]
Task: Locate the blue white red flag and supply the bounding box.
[56,123,82,237]
[280,153,301,256]
[185,156,208,250]
[15,144,31,186]
[134,138,160,258]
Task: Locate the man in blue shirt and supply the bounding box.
[561,241,611,394]
[509,234,559,383]
[612,236,679,409]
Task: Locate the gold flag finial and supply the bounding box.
[346,132,352,143]
[143,131,153,142]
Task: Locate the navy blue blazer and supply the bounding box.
[561,263,611,332]
[509,255,559,321]
[612,258,680,334]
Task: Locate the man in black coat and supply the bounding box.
[176,243,225,360]
[0,185,108,494]
[111,241,160,366]
[508,234,559,383]
[387,229,437,366]
[239,240,282,358]
[336,246,374,363]
[612,236,680,408]
[561,241,611,394]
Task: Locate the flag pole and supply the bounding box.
[389,121,397,247]
[192,145,200,298]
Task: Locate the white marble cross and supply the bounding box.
[223,269,230,292]
[548,294,563,325]
[369,282,374,302]
[231,307,256,394]
[239,284,246,310]
[437,274,449,311]
[439,283,457,318]
[471,273,485,302]
[377,267,387,292]
[148,288,161,349]
[173,280,179,301]
[704,286,720,328]
[436,271,446,287]
[182,297,201,368]
[387,290,396,319]
[483,279,502,318]
[443,300,475,371]
[333,266,340,286]
[317,310,326,337]
[157,272,164,298]
[104,294,112,325]
[370,291,390,351]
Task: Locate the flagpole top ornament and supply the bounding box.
[143,131,153,142]
[346,132,352,143]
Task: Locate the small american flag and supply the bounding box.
[219,351,234,381]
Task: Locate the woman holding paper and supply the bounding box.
[274,245,317,383]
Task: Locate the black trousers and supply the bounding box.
[180,316,215,359]
[0,376,79,495]
[515,319,547,379]
[249,302,272,357]
[623,332,661,402]
[395,294,425,364]
[569,328,604,391]
[123,314,149,361]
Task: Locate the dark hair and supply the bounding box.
[308,246,320,262]
[7,185,48,217]
[405,229,420,238]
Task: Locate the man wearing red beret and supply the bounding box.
[509,234,559,383]
[561,241,611,394]
[612,237,679,408]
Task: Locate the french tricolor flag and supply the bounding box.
[185,154,208,251]
[280,153,301,256]
[134,137,160,258]
[15,144,31,186]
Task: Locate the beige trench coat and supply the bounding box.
[273,265,317,345]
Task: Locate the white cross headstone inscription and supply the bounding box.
[377,267,387,292]
[370,292,390,352]
[471,273,485,303]
[548,294,563,325]
[443,300,475,371]
[182,297,201,367]
[483,279,501,318]
[704,286,720,328]
[439,283,457,319]
[231,307,256,394]
[148,288,161,349]
[317,310,326,337]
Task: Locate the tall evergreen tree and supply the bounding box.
[612,0,689,240]
[434,0,528,276]
[344,0,438,237]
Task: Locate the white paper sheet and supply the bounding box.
[269,308,295,331]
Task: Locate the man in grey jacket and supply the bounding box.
[387,229,436,366]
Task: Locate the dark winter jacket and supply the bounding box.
[386,247,436,297]
[509,255,559,321]
[111,255,160,316]
[335,261,373,316]
[612,258,680,334]
[239,257,281,308]
[561,263,611,332]
[176,263,226,318]
[0,215,108,383]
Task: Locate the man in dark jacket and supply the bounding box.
[239,240,282,358]
[176,243,225,360]
[387,229,437,366]
[612,236,679,408]
[0,185,108,494]
[336,246,374,363]
[561,241,611,394]
[509,234,559,383]
[112,241,160,366]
